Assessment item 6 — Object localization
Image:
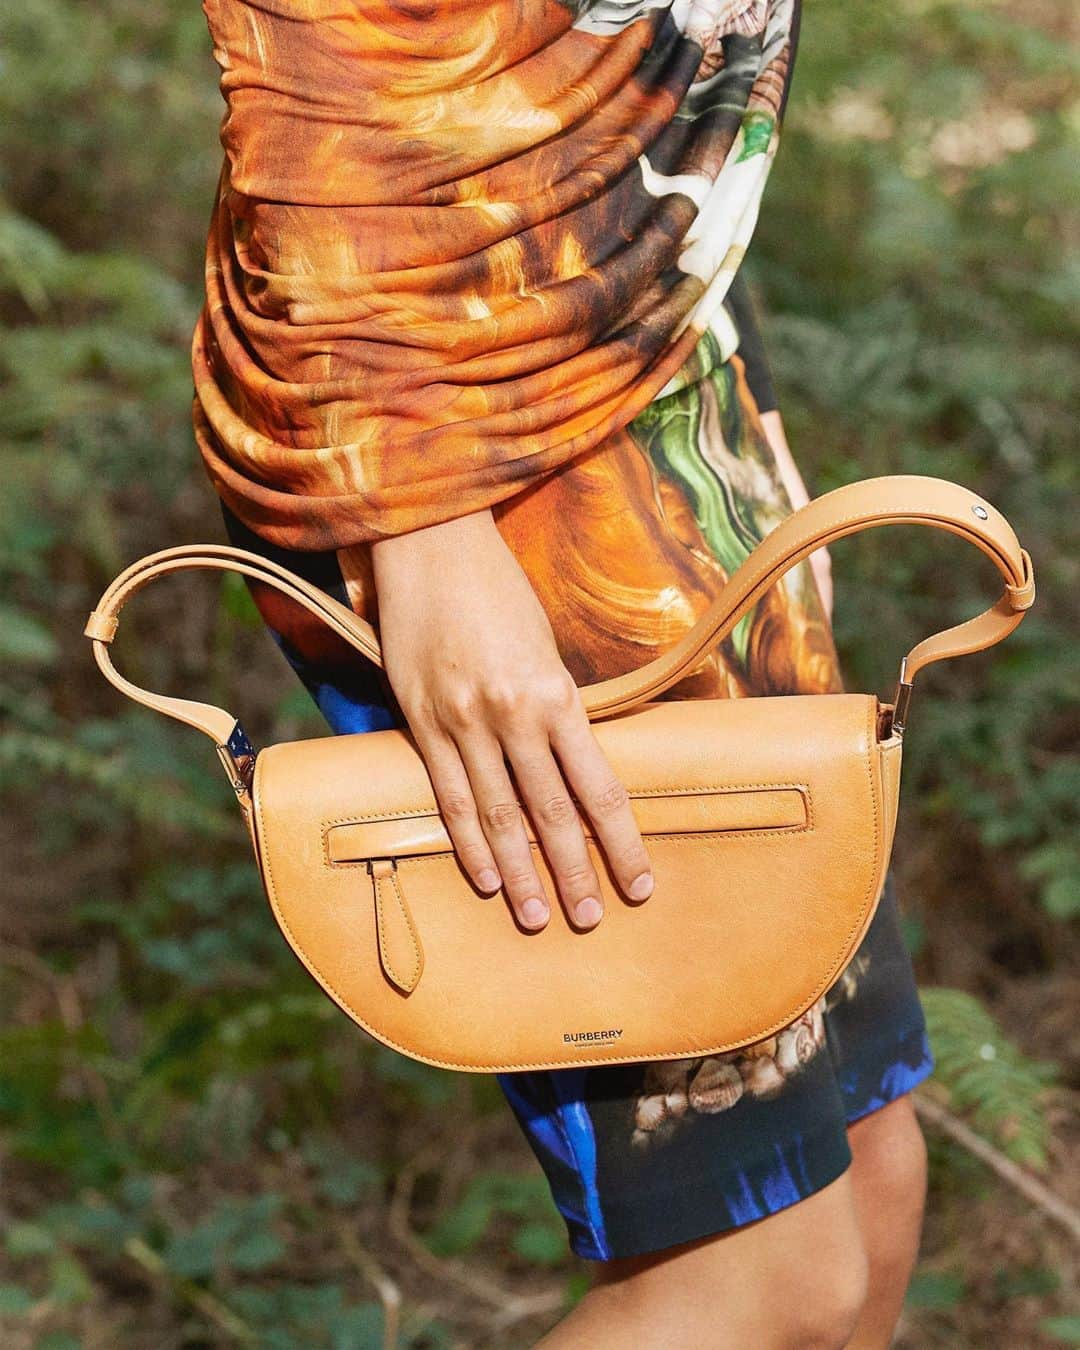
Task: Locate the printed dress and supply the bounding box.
[195,0,934,1259]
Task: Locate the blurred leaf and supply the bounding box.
[511,1219,566,1266]
[0,1283,35,1314]
[1018,842,1080,920]
[906,1270,967,1309]
[370,1047,458,1109]
[47,1253,93,1306]
[5,1221,57,1259]
[162,1195,285,1279]
[425,1172,563,1262]
[0,605,59,666]
[994,1265,1060,1300]
[220,571,265,627]
[300,1133,381,1208]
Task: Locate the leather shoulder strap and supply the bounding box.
[83,475,1034,751]
[581,474,1034,719]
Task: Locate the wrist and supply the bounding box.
[367,507,494,558]
[371,507,498,574]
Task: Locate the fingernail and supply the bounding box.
[628,872,654,900]
[521,898,548,927]
[575,897,603,927]
[477,868,501,892]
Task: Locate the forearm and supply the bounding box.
[758,409,833,618]
[724,276,832,617]
[760,410,810,510]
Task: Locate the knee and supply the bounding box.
[780,1245,870,1350]
[584,1220,870,1350]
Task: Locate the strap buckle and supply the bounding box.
[891,659,914,737]
[215,720,257,798]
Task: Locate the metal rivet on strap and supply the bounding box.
[971,504,989,520]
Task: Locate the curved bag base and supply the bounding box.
[252,693,901,1073]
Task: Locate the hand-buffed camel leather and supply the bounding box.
[84,476,1034,1071]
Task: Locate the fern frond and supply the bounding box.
[920,986,1057,1170]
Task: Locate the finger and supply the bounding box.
[548,709,654,905]
[501,728,606,931]
[409,722,502,895]
[452,725,552,931]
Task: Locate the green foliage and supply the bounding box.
[906,1269,968,1311]
[300,1132,382,1208]
[164,1194,287,1278]
[1043,1316,1080,1346]
[0,0,1075,1343]
[922,987,1057,1169]
[424,1172,566,1267]
[228,1284,386,1349]
[994,1265,1060,1300]
[752,0,1079,923]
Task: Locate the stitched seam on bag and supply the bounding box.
[325,788,815,847]
[327,780,814,863]
[392,866,422,989]
[324,823,816,871]
[326,823,816,872]
[320,781,814,831]
[254,739,888,1074]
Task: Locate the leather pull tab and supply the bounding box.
[369,860,424,994]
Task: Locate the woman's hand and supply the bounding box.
[370,508,654,932]
[760,410,834,620]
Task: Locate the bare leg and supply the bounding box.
[536,1095,926,1349]
[536,1171,870,1350]
[844,1096,928,1348]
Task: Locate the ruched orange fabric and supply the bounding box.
[193,0,800,552]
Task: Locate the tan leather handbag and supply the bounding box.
[84,475,1034,1073]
